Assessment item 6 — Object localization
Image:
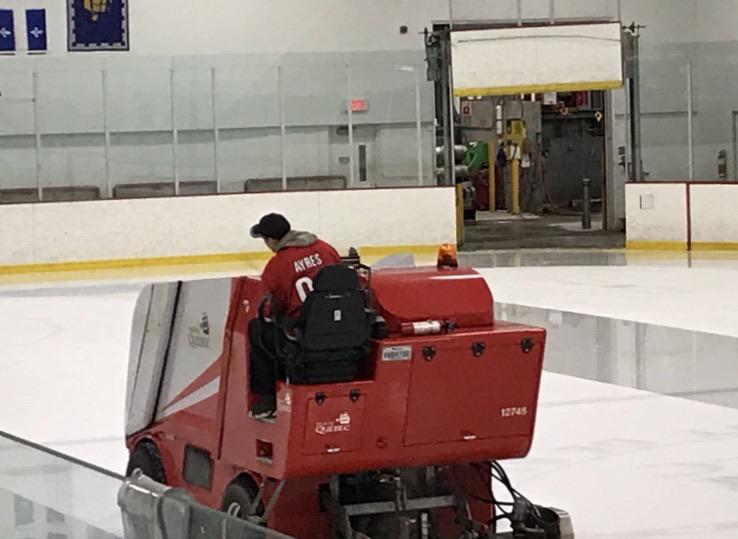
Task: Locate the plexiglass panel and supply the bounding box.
[0,433,123,539]
[0,52,433,201]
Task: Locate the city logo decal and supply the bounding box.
[188,313,211,349]
[315,412,352,435]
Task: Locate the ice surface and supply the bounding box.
[0,285,141,473]
[505,373,738,538]
[2,262,738,538]
[480,265,738,337]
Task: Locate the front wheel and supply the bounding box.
[221,477,259,519]
[126,441,166,484]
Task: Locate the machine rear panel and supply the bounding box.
[404,329,545,446]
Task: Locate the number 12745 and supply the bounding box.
[500,407,528,418]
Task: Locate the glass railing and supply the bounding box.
[496,303,738,410]
[0,430,295,539]
[0,52,434,203]
[0,430,124,538]
[623,40,738,183]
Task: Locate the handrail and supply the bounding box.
[0,429,124,481]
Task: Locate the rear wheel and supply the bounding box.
[221,476,259,519]
[126,441,166,484]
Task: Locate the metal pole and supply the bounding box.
[511,153,521,215]
[687,61,694,180]
[549,0,555,24]
[517,0,523,26]
[440,34,453,186]
[102,69,112,198]
[488,139,496,211]
[347,64,355,188]
[603,90,615,231]
[628,28,643,181]
[624,78,631,179]
[582,177,592,229]
[446,32,457,186]
[414,68,424,186]
[32,70,42,201]
[278,65,287,192]
[211,67,221,193]
[732,112,737,181]
[170,68,180,195]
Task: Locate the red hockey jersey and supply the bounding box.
[261,231,341,317]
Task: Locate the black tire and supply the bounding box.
[221,476,260,519]
[126,441,166,484]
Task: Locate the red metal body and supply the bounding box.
[126,266,546,538]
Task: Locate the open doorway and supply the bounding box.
[459,92,614,249]
[457,92,607,212]
[427,21,631,250]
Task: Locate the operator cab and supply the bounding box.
[273,263,377,386]
[273,245,456,387]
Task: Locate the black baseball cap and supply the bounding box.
[250,213,291,240]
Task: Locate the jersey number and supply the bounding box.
[295,277,314,303]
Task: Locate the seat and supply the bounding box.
[278,265,373,385]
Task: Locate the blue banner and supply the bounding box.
[68,0,129,51]
[0,9,15,53]
[26,9,47,52]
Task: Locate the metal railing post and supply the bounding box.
[102,69,112,198]
[414,67,423,186]
[511,154,521,215]
[687,62,694,180]
[582,177,592,229]
[170,67,180,195]
[278,65,287,192]
[347,63,355,188]
[211,67,221,193]
[32,70,43,201]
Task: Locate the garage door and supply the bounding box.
[452,22,623,97]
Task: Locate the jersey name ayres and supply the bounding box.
[294,253,323,273]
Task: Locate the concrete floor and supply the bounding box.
[462,212,625,251]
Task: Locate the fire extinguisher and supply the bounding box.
[718,150,728,179]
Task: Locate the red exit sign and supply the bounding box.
[350,99,369,113]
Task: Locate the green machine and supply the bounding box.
[465,141,489,173]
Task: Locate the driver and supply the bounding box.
[249,213,341,419]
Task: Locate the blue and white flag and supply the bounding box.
[0,10,15,53]
[68,0,129,51]
[26,9,47,52]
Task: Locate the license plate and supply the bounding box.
[382,346,412,362]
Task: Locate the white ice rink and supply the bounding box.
[2,259,738,538]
